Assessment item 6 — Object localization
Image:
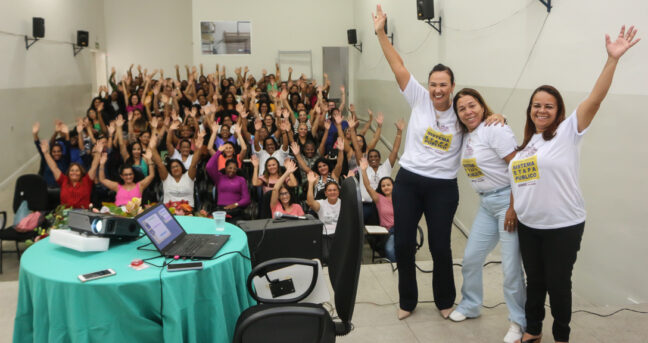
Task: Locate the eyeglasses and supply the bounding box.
[279,192,290,196]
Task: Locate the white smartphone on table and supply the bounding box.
[78,269,116,282]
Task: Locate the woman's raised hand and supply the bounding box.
[395,118,406,131]
[307,171,318,184]
[606,25,640,60]
[32,122,40,135]
[115,115,125,128]
[360,157,369,171]
[337,137,344,151]
[290,141,300,156]
[143,149,153,162]
[376,112,384,126]
[284,159,298,174]
[100,152,108,165]
[40,140,49,154]
[254,118,262,131]
[372,4,387,35]
[250,154,259,167]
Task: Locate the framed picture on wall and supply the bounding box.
[201,21,251,55]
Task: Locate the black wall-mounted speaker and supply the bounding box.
[33,17,45,38]
[77,30,89,47]
[417,0,435,20]
[347,29,357,45]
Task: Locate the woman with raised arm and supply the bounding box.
[306,170,341,263]
[115,116,149,177]
[359,157,396,262]
[98,149,156,207]
[444,88,525,343]
[149,131,203,208]
[40,140,101,209]
[372,4,506,320]
[251,156,298,194]
[269,159,304,218]
[206,144,251,222]
[512,26,639,343]
[305,137,344,199]
[166,120,195,170]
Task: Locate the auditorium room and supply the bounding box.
[1,0,647,342]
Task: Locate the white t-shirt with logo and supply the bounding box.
[360,161,393,202]
[461,122,517,193]
[509,111,587,229]
[317,199,340,235]
[399,74,463,179]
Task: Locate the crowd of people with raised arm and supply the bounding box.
[32,60,404,259]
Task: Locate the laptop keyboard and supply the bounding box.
[169,235,204,256]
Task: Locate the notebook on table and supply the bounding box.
[135,203,229,259]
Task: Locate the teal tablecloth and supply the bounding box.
[13,216,255,343]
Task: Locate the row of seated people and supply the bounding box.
[32,63,402,260]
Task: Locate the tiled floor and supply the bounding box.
[2,230,648,342]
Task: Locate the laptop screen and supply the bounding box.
[136,204,185,251]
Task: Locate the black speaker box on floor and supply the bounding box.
[417,0,435,20]
[77,30,89,47]
[347,29,357,45]
[238,216,323,266]
[33,17,44,38]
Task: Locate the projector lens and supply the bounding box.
[92,219,103,234]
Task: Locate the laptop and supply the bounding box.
[135,203,230,259]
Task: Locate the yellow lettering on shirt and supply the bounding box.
[422,128,453,151]
[511,155,540,183]
[462,158,484,179]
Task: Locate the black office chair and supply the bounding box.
[0,174,51,273]
[233,177,364,343]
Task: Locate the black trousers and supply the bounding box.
[518,221,584,342]
[393,168,458,311]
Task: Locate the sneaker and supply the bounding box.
[503,322,523,343]
[448,310,467,322]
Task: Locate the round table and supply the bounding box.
[13,216,255,343]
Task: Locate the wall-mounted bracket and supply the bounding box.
[539,0,552,12]
[352,43,363,53]
[72,44,84,57]
[25,36,39,50]
[424,17,442,35]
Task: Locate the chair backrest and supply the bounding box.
[13,174,49,213]
[327,177,364,334]
[233,303,335,343]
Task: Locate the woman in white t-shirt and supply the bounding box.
[511,26,639,343]
[446,88,525,343]
[372,5,505,320]
[149,132,203,208]
[306,171,341,264]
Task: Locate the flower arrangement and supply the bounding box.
[165,200,193,216]
[96,198,144,217]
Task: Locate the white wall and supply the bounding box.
[0,0,106,220]
[351,0,648,305]
[0,0,105,90]
[103,0,193,79]
[191,0,355,85]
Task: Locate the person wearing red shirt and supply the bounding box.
[40,140,102,209]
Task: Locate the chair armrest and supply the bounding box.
[0,211,6,230]
[417,225,425,250]
[247,258,319,304]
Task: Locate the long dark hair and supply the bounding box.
[452,88,494,133]
[278,186,298,210]
[375,177,394,196]
[517,85,566,151]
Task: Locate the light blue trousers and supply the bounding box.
[455,187,526,328]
